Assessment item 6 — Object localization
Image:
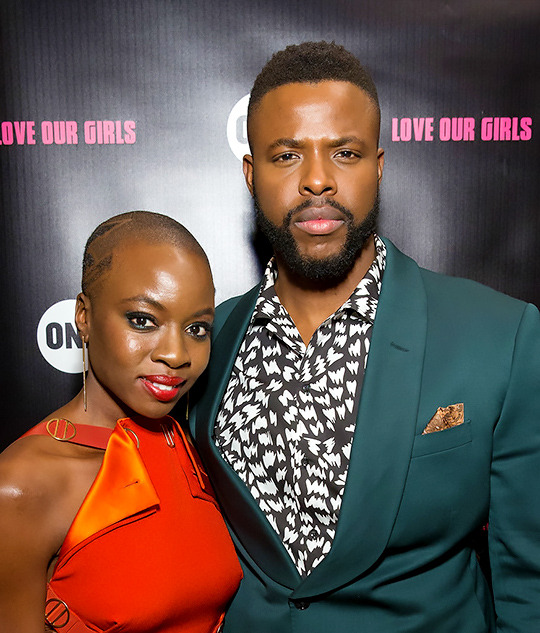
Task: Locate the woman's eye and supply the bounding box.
[126,313,157,330]
[186,322,212,340]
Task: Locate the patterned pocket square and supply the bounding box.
[422,403,464,434]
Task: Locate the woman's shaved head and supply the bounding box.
[82,211,209,297]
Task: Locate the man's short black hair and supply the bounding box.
[248,41,380,128]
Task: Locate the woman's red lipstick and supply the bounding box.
[140,375,185,402]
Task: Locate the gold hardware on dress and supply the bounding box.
[45,597,70,628]
[161,423,175,448]
[124,427,140,448]
[46,419,77,442]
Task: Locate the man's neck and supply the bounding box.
[273,235,377,345]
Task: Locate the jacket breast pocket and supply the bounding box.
[411,419,472,458]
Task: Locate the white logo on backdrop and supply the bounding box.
[37,299,83,374]
[227,94,250,161]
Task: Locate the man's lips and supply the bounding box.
[140,375,186,403]
[293,206,346,236]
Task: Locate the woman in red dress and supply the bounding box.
[0,211,242,632]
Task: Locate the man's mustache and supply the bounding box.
[283,198,354,227]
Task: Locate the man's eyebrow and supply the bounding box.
[268,137,303,150]
[328,136,367,148]
[268,136,368,150]
[121,295,165,310]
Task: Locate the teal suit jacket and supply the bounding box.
[191,239,540,633]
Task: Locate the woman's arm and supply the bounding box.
[0,435,90,633]
[0,459,57,631]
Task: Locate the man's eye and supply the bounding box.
[274,152,298,162]
[126,313,157,330]
[186,322,212,340]
[335,150,359,159]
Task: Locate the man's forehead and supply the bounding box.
[250,81,380,142]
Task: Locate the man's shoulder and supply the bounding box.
[420,265,526,309]
[216,294,246,317]
[425,269,537,346]
[384,237,531,313]
[214,284,260,334]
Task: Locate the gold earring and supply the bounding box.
[185,392,189,423]
[82,338,87,412]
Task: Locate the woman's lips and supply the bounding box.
[140,375,185,403]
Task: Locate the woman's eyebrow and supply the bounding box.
[121,295,165,310]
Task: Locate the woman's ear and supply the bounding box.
[75,292,91,342]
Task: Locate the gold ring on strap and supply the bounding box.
[45,597,70,628]
[46,419,77,442]
[124,427,140,448]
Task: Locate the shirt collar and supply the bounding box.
[252,235,386,326]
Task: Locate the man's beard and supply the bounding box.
[254,190,380,283]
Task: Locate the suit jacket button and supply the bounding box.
[289,599,310,610]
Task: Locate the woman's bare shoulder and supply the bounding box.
[0,436,74,539]
[0,431,103,551]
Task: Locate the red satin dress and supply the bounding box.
[22,416,242,632]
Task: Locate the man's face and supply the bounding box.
[244,81,384,281]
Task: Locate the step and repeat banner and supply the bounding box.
[1,0,538,446]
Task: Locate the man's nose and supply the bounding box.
[299,154,337,196]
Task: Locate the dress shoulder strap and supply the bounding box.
[22,419,113,450]
[46,583,94,632]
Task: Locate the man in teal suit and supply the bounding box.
[192,42,540,632]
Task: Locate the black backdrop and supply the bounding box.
[1,0,538,448]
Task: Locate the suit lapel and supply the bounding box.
[296,239,428,596]
[193,286,301,588]
[195,240,428,595]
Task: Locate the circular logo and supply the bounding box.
[226,93,250,161]
[37,299,83,374]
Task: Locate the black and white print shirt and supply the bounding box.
[215,236,386,576]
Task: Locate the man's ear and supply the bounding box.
[377,148,385,184]
[75,292,91,343]
[243,154,255,197]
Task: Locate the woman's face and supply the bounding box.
[77,239,214,420]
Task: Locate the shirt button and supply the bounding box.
[301,457,310,467]
[301,384,310,392]
[308,528,318,539]
[289,598,310,610]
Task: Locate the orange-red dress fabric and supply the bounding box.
[23,416,242,632]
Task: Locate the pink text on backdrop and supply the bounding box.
[0,120,137,145]
[41,121,78,145]
[392,117,435,141]
[392,116,533,142]
[84,120,136,145]
[480,117,532,141]
[0,121,37,145]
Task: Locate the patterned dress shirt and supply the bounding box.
[215,236,386,576]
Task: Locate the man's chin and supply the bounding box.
[294,243,347,264]
[277,250,357,283]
